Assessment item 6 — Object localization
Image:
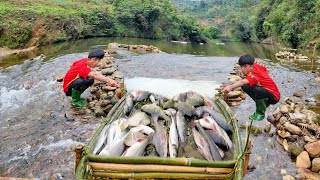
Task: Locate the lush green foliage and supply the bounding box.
[0,0,207,49]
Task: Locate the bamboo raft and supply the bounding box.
[75,96,251,179]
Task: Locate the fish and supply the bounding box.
[123,94,134,115]
[149,93,167,107]
[186,96,204,107]
[121,112,151,130]
[196,124,222,161]
[176,102,196,117]
[131,90,151,102]
[124,131,147,146]
[192,127,213,161]
[195,106,204,117]
[130,125,154,135]
[151,113,168,157]
[204,98,223,114]
[173,92,187,102]
[176,110,187,151]
[123,134,153,157]
[100,133,128,156]
[163,99,177,109]
[164,108,177,117]
[168,113,179,158]
[113,118,128,141]
[200,116,233,151]
[202,106,232,134]
[141,104,170,121]
[92,124,110,155]
[106,119,120,146]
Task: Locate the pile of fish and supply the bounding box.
[92,90,234,161]
[216,63,246,106]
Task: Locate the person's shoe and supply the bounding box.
[71,89,86,107]
[249,98,267,121]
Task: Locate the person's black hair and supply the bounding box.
[88,49,105,59]
[238,54,255,66]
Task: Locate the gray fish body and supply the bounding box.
[169,115,179,158]
[163,99,177,109]
[176,102,196,117]
[131,90,151,102]
[176,110,186,151]
[173,92,187,102]
[186,96,204,107]
[124,112,151,128]
[123,137,149,157]
[196,124,222,161]
[100,134,128,156]
[204,98,223,114]
[123,94,134,115]
[93,124,110,155]
[192,127,213,161]
[203,106,232,134]
[141,104,170,121]
[152,115,168,157]
[195,106,204,117]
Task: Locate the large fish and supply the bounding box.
[130,125,154,135]
[196,124,222,161]
[92,124,110,155]
[192,127,213,161]
[131,90,151,102]
[149,93,168,107]
[204,98,223,114]
[141,104,170,122]
[122,134,153,157]
[124,131,147,146]
[152,114,168,157]
[199,117,233,151]
[168,113,179,158]
[106,119,120,146]
[113,118,128,141]
[121,112,151,130]
[176,110,187,152]
[202,106,232,134]
[186,91,204,107]
[123,94,134,115]
[173,92,187,102]
[100,133,128,156]
[163,99,177,109]
[176,102,196,117]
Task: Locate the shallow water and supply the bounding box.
[0,38,319,179]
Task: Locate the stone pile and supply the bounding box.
[107,42,162,54]
[275,51,309,62]
[216,63,246,106]
[267,93,320,179]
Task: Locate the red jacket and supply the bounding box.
[63,58,91,92]
[245,64,280,101]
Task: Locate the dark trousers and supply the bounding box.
[241,85,278,104]
[66,78,94,96]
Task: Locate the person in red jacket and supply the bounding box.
[63,49,118,107]
[223,54,280,120]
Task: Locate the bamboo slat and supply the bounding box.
[90,162,234,174]
[92,171,233,179]
[88,155,236,168]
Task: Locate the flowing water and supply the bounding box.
[0,38,319,179]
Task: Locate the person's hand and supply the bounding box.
[222,86,233,93]
[108,79,118,87]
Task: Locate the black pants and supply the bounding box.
[66,78,94,96]
[241,85,278,104]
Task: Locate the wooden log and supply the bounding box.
[88,155,235,168]
[92,171,233,179]
[90,162,234,174]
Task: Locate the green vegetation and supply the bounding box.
[0,0,207,49]
[173,0,320,49]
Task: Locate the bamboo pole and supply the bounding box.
[90,162,234,174]
[92,171,233,179]
[88,155,235,168]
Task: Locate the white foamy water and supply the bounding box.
[125,77,220,98]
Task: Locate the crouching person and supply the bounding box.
[63,49,118,107]
[223,54,280,120]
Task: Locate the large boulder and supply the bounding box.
[305,141,320,158]
[296,151,311,169]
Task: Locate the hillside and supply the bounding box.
[0,0,207,49]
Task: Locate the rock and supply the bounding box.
[277,130,291,138]
[289,112,307,124]
[280,169,287,175]
[287,135,299,142]
[102,86,117,91]
[284,122,302,135]
[94,106,106,117]
[226,90,242,98]
[283,175,294,180]
[296,151,311,168]
[296,168,320,180]
[288,142,305,157]
[305,141,320,158]
[264,122,271,133]
[101,68,117,75]
[267,114,277,124]
[311,158,320,173]
[23,80,34,90]
[279,116,288,125]
[305,98,316,102]
[100,100,111,107]
[304,136,317,143]
[280,105,289,114]
[293,92,303,97]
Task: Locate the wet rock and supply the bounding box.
[284,122,302,135]
[279,116,288,125]
[100,93,110,100]
[100,100,111,107]
[277,130,291,138]
[296,151,311,168]
[289,113,307,124]
[102,86,117,91]
[293,92,303,97]
[296,168,320,180]
[304,136,317,143]
[102,104,113,114]
[101,68,117,75]
[311,158,320,173]
[113,71,124,79]
[263,122,271,133]
[288,142,305,157]
[305,141,320,158]
[283,175,294,180]
[281,105,289,114]
[287,135,299,142]
[94,106,106,117]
